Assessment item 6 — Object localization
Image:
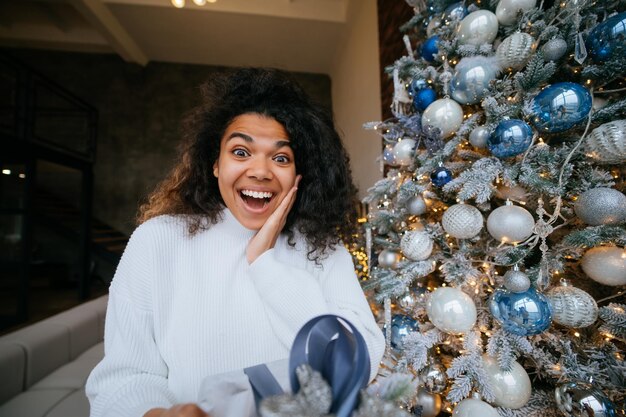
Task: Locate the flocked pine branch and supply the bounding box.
[402,327,444,372]
[599,303,626,343]
[486,329,533,372]
[446,331,496,403]
[443,157,502,203]
[495,390,561,417]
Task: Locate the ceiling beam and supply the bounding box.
[70,0,148,65]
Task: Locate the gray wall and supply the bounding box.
[4,49,332,235]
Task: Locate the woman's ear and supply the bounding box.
[213,160,219,178]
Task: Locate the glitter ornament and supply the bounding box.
[495,0,537,26]
[453,394,499,417]
[393,139,417,166]
[542,38,568,61]
[469,126,490,148]
[496,32,536,70]
[488,119,534,158]
[415,388,442,417]
[419,362,447,394]
[574,187,626,226]
[430,166,453,187]
[421,35,440,62]
[487,201,535,244]
[378,249,400,268]
[482,355,532,409]
[384,314,419,349]
[457,10,499,46]
[407,195,427,215]
[441,203,483,239]
[547,283,598,328]
[503,265,531,293]
[421,98,464,138]
[555,382,617,417]
[450,56,499,105]
[427,287,477,334]
[401,230,434,261]
[585,119,626,165]
[586,11,626,62]
[489,287,552,336]
[581,246,626,286]
[530,82,592,133]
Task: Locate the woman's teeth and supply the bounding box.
[241,190,273,199]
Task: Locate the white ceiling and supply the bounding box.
[0,0,351,74]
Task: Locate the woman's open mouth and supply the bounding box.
[239,189,274,211]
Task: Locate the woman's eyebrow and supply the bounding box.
[226,132,291,149]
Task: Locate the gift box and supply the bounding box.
[197,314,370,417]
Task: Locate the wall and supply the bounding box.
[3,48,331,235]
[330,0,382,201]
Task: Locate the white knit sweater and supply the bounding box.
[86,210,385,417]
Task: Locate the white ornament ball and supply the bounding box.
[496,0,537,26]
[407,195,427,216]
[401,231,434,261]
[421,98,464,138]
[581,246,626,286]
[482,355,532,409]
[426,287,477,334]
[457,10,499,46]
[487,203,535,244]
[453,396,499,417]
[584,119,626,165]
[393,139,417,166]
[503,268,531,293]
[496,32,536,70]
[547,285,598,328]
[542,38,568,61]
[442,203,484,239]
[415,388,442,417]
[378,249,400,268]
[574,187,626,226]
[469,126,491,148]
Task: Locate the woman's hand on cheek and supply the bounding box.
[246,175,301,264]
[143,404,209,417]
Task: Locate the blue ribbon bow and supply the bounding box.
[245,314,370,417]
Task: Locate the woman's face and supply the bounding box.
[213,113,297,230]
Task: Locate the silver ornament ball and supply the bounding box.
[442,203,484,239]
[581,246,626,286]
[547,284,598,328]
[584,119,626,165]
[393,139,417,166]
[452,396,499,417]
[496,0,537,26]
[496,32,536,70]
[414,388,442,417]
[503,268,531,293]
[457,10,499,46]
[555,382,617,417]
[378,249,400,268]
[469,126,491,148]
[450,56,500,105]
[482,355,532,409]
[542,38,568,61]
[419,362,448,394]
[400,231,434,261]
[427,287,477,334]
[574,187,626,226]
[422,98,464,138]
[487,202,535,244]
[407,195,427,216]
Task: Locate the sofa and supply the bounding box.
[0,295,108,417]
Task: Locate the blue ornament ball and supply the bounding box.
[443,2,468,23]
[383,145,397,166]
[421,36,439,62]
[489,287,552,336]
[531,82,592,133]
[587,11,626,62]
[409,79,428,96]
[488,119,534,158]
[384,314,419,349]
[413,88,437,112]
[430,166,453,187]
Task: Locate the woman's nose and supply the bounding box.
[247,157,273,180]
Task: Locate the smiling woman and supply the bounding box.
[85,68,385,417]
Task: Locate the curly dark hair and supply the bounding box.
[138,67,359,259]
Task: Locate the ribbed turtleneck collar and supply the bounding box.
[216,208,258,239]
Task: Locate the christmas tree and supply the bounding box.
[363,1,626,416]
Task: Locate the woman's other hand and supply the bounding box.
[143,404,208,417]
[247,175,301,264]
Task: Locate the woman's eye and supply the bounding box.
[233,149,249,157]
[274,155,290,163]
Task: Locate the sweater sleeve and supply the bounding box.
[248,245,385,381]
[86,223,177,417]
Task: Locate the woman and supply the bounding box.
[86,68,385,417]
